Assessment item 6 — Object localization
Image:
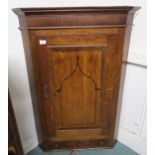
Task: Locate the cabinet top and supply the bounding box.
[13,6,140,30]
[13,6,140,16]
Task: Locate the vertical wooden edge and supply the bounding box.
[20,30,43,144]
[113,11,136,140]
[8,92,24,155]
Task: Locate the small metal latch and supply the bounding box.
[39,39,47,45]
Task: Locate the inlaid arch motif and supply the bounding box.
[56,55,101,127]
[56,55,100,93]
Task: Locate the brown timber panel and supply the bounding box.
[34,29,121,145]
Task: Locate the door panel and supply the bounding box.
[48,48,104,129]
[35,29,120,143]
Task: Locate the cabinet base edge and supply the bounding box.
[39,139,116,151]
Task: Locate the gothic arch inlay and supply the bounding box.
[56,55,100,93]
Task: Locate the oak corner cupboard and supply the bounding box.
[13,6,140,150]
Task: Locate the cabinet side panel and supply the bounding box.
[101,33,123,146]
[20,30,43,143]
[106,29,125,146]
[114,12,136,141]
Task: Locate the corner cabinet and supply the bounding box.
[13,7,140,150]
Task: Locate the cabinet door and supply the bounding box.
[34,28,122,148]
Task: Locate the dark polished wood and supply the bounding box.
[8,93,24,155]
[13,7,140,150]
